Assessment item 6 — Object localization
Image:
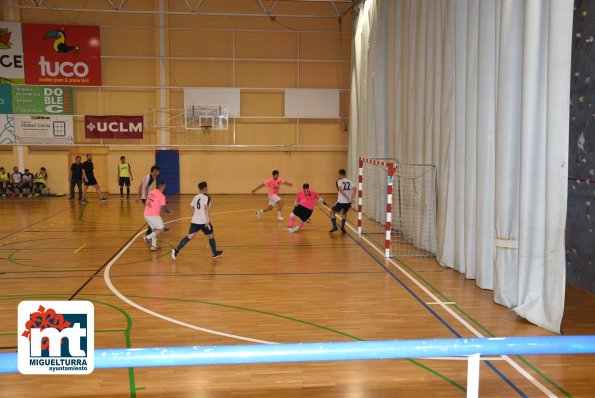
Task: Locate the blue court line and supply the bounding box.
[0,270,384,281]
[341,228,527,397]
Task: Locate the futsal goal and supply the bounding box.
[357,157,437,258]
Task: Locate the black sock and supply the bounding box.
[331,217,337,228]
[126,187,130,197]
[341,219,346,229]
[146,226,152,236]
[120,187,123,197]
[176,236,191,252]
[209,238,217,255]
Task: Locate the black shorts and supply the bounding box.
[119,177,131,187]
[189,223,214,235]
[293,205,313,222]
[332,202,352,214]
[85,177,98,186]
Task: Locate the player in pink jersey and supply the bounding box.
[142,181,172,251]
[287,183,327,233]
[251,170,293,221]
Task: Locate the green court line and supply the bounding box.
[344,215,572,398]
[393,259,572,398]
[81,293,466,393]
[6,238,175,268]
[0,294,138,398]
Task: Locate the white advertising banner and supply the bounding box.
[0,21,25,84]
[0,114,16,144]
[14,114,73,145]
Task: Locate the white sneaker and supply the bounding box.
[289,226,299,233]
[256,210,262,220]
[277,215,284,221]
[150,245,159,251]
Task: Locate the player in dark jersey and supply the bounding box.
[81,154,107,203]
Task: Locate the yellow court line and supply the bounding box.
[73,243,86,254]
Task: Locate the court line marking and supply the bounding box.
[104,209,279,345]
[73,243,86,254]
[102,204,550,394]
[321,204,556,398]
[0,207,70,242]
[1,270,384,280]
[427,302,456,305]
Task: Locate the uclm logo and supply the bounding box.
[18,301,94,374]
[87,121,142,133]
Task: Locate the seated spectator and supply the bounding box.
[21,169,34,197]
[11,167,23,197]
[0,167,10,197]
[34,167,48,196]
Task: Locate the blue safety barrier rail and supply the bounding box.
[1,335,594,374]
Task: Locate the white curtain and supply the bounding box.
[350,0,573,333]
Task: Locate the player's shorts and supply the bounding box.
[144,215,165,230]
[119,177,131,187]
[85,177,98,186]
[268,195,281,206]
[293,205,313,222]
[332,202,352,213]
[189,223,214,235]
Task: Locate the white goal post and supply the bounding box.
[358,157,437,258]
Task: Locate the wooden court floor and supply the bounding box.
[0,195,594,397]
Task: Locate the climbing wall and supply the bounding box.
[567,0,595,293]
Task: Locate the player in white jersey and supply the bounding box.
[329,169,356,233]
[171,181,223,260]
[136,165,160,204]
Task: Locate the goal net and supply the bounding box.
[358,157,437,258]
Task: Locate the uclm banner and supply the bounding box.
[85,115,143,139]
[22,23,101,86]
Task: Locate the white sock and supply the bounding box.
[151,235,157,246]
[278,211,282,216]
[146,232,155,240]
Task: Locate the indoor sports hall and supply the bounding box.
[0,1,594,397]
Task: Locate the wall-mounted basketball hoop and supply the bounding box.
[185,105,228,132]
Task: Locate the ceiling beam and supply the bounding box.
[184,0,207,13]
[107,0,128,10]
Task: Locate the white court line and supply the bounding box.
[104,204,555,396]
[427,302,456,305]
[104,209,278,345]
[321,204,557,398]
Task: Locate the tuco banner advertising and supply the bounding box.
[12,85,73,114]
[14,114,73,145]
[85,115,144,139]
[22,23,101,86]
[0,21,25,84]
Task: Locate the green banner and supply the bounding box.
[11,86,73,115]
[0,85,12,114]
